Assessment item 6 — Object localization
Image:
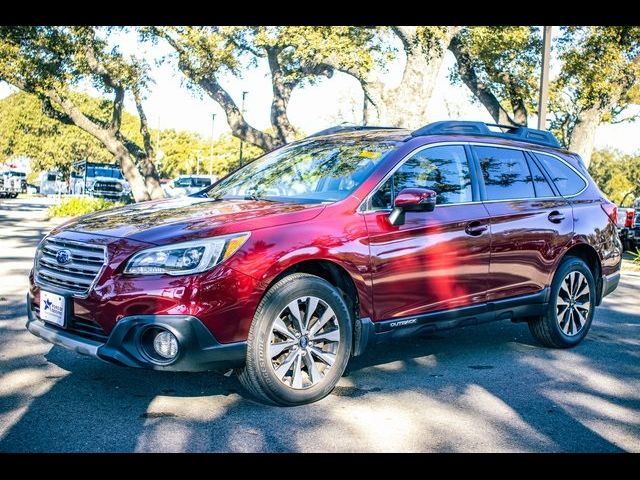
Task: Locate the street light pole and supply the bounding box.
[538,26,553,130]
[239,91,248,166]
[210,113,216,177]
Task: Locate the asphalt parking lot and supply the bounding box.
[1,196,639,452]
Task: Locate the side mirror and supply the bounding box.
[388,188,437,226]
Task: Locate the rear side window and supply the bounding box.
[527,157,555,197]
[534,153,587,196]
[475,146,535,201]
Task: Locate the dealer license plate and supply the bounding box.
[40,290,66,327]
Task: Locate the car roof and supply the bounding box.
[307,127,573,157]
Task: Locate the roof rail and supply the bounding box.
[309,125,402,137]
[412,121,561,148]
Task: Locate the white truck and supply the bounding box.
[69,160,131,201]
[0,168,26,198]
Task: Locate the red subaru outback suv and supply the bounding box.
[27,121,622,405]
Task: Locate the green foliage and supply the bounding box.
[0,91,143,176]
[48,196,124,218]
[157,130,263,179]
[451,26,541,120]
[550,26,640,145]
[150,26,383,89]
[0,91,262,181]
[589,149,640,206]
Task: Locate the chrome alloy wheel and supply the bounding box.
[556,271,591,336]
[268,296,341,390]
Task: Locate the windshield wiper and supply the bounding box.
[243,192,278,202]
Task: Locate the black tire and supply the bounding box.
[528,256,596,348]
[238,273,352,406]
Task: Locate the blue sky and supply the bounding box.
[1,28,638,153]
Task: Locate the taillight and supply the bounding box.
[625,210,635,228]
[601,202,618,225]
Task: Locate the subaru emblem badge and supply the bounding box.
[56,249,72,265]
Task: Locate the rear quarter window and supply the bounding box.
[534,153,587,197]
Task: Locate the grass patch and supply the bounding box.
[49,196,124,218]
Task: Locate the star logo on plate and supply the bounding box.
[44,298,52,311]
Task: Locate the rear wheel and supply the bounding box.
[238,273,352,406]
[528,256,595,348]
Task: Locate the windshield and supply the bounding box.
[205,138,399,203]
[87,166,123,179]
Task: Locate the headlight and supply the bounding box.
[124,233,250,276]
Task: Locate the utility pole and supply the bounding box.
[239,91,248,166]
[538,26,552,130]
[210,113,216,177]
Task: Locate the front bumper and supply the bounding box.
[26,293,246,372]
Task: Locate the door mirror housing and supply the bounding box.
[388,188,437,226]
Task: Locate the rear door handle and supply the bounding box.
[548,211,565,223]
[465,221,488,236]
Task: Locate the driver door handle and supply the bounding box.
[548,211,565,223]
[465,221,488,236]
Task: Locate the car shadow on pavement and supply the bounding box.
[1,311,636,452]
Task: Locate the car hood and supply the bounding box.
[52,195,325,245]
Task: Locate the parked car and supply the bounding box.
[39,171,67,196]
[69,161,131,201]
[165,175,218,197]
[616,207,635,251]
[26,121,622,405]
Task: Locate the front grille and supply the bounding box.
[35,237,106,296]
[93,181,122,193]
[33,305,108,342]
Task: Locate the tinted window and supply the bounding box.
[476,147,534,201]
[47,174,57,182]
[371,145,472,209]
[528,158,555,197]
[534,153,587,196]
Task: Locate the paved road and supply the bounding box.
[1,196,639,452]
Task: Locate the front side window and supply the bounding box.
[476,146,535,201]
[534,153,587,196]
[371,145,472,209]
[206,138,400,203]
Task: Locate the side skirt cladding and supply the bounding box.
[353,288,549,356]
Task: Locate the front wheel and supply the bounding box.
[528,256,596,348]
[238,273,352,406]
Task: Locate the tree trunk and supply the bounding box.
[363,26,458,129]
[134,89,165,199]
[568,106,601,167]
[49,91,152,202]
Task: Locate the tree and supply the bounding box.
[550,27,640,165]
[449,26,541,126]
[150,26,460,151]
[0,26,163,201]
[448,26,640,167]
[157,130,263,179]
[589,149,640,206]
[0,91,148,177]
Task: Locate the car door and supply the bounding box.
[363,144,491,321]
[472,145,574,302]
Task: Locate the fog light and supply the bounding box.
[153,331,178,359]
